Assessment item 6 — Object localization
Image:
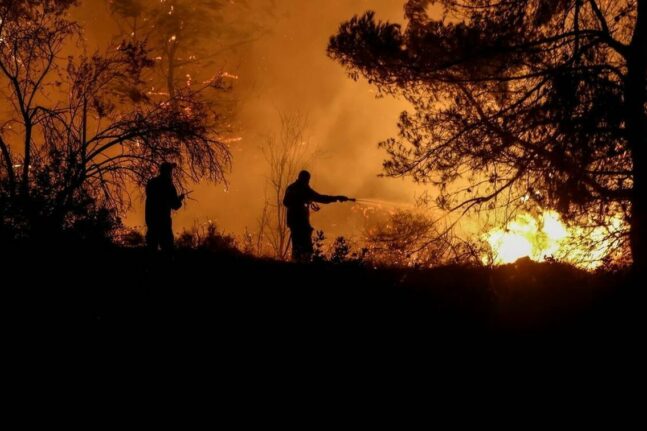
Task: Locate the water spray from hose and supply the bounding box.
[352,198,415,209]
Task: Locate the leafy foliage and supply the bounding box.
[176,222,239,254]
[0,1,231,239]
[329,0,646,266]
[365,210,486,268]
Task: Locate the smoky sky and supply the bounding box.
[76,0,428,240]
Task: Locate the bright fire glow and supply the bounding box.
[485,210,624,270]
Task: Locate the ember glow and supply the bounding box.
[485,210,625,270]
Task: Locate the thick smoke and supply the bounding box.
[77,0,426,240]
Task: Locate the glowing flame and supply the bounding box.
[485,210,625,270]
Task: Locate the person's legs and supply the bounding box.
[302,228,313,261]
[146,224,160,251]
[291,227,313,262]
[159,220,175,253]
[291,229,303,261]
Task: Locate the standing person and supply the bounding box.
[145,162,184,252]
[283,170,352,262]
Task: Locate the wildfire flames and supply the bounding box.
[485,210,625,270]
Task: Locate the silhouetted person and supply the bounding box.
[283,170,351,262]
[145,162,184,252]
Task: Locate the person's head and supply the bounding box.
[159,162,176,178]
[297,170,311,185]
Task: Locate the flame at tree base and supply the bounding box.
[484,210,625,270]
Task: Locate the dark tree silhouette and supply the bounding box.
[0,1,230,238]
[328,0,646,270]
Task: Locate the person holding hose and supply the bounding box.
[283,170,353,262]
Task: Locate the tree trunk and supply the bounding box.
[21,121,32,196]
[0,136,16,197]
[627,0,647,272]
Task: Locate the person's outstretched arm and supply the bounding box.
[308,187,349,204]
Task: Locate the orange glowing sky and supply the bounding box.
[73,0,428,240]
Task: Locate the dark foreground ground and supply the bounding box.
[4,244,641,339]
[3,243,644,396]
